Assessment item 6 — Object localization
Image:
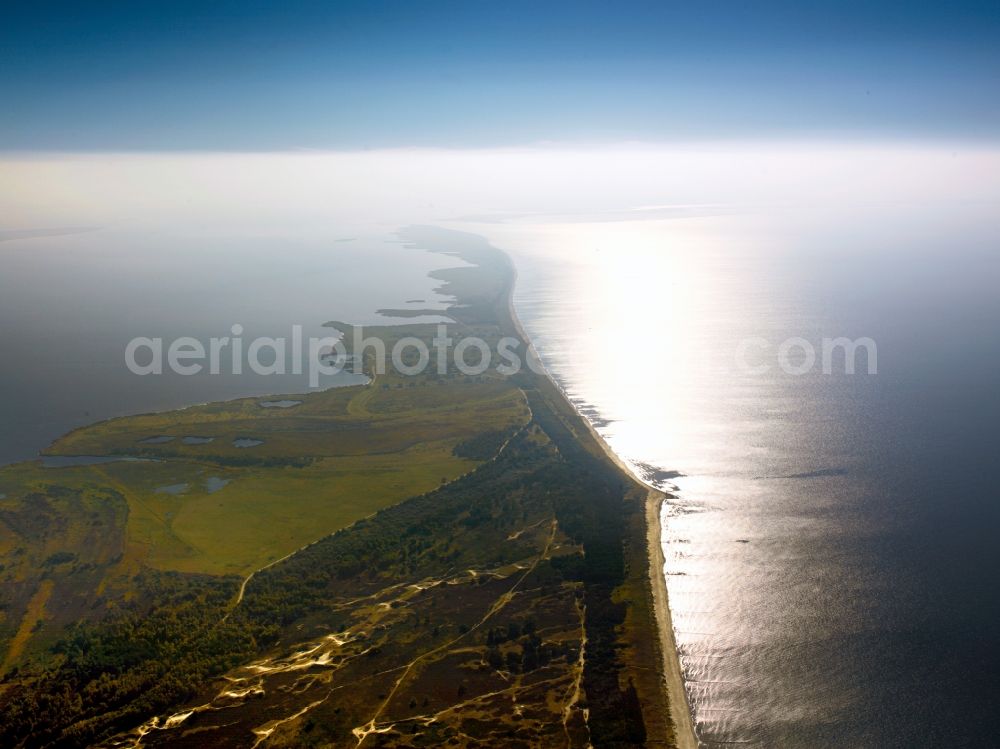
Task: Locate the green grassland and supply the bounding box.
[0,367,529,671]
[0,226,677,749]
[127,425,609,748]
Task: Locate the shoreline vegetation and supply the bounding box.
[0,225,695,748]
[503,242,697,748]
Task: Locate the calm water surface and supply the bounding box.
[0,229,453,465]
[3,155,999,746]
[488,204,1000,748]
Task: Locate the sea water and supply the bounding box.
[498,203,1000,747]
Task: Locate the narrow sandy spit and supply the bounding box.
[646,492,699,749]
[504,260,699,748]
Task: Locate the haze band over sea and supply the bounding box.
[126,324,877,387]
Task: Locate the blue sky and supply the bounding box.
[2,0,999,149]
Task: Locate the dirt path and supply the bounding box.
[353,520,559,746]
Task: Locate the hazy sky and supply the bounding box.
[3,0,999,150]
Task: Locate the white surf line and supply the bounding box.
[503,252,700,749]
[647,492,698,749]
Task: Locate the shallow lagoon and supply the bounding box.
[0,232,454,466]
[232,438,264,449]
[4,147,999,747]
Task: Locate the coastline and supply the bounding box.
[8,226,700,747]
[502,258,699,748]
[646,492,699,749]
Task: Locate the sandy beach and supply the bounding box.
[646,491,699,748]
[503,260,699,748]
[559,405,699,749]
